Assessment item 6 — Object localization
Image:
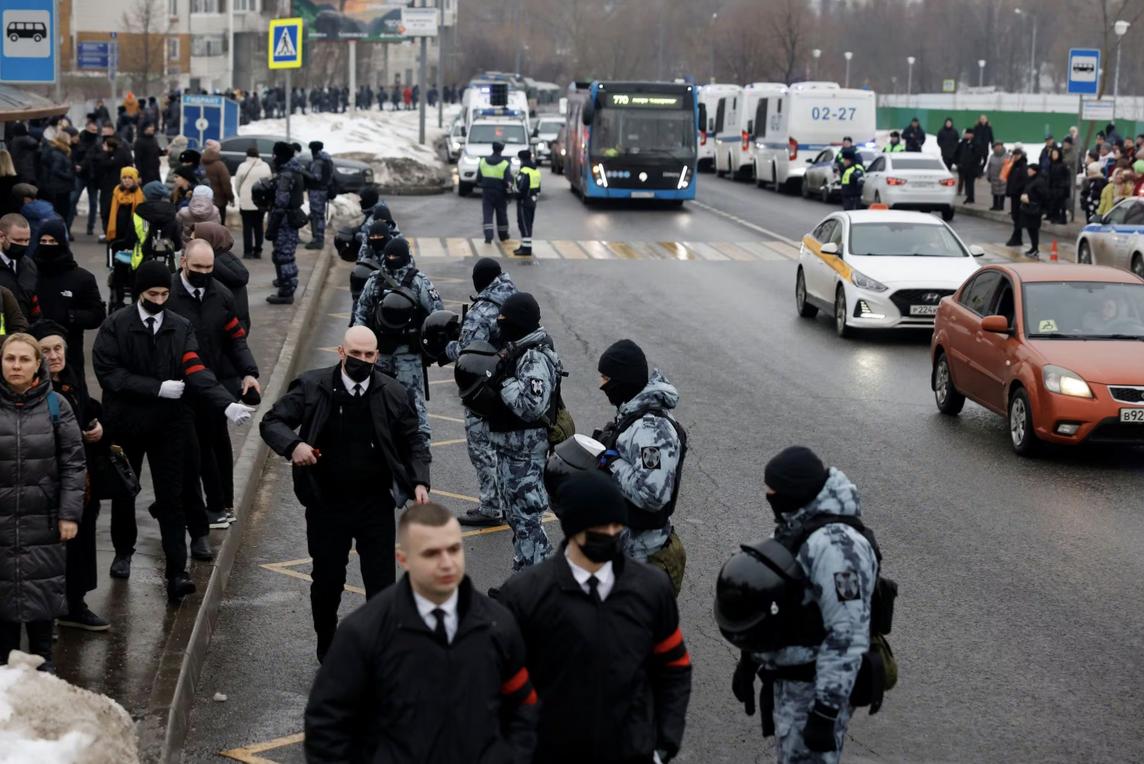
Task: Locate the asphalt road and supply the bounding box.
[185,169,1141,763]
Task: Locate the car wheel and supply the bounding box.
[1008,388,1040,456]
[873,191,882,205]
[942,205,955,221]
[1077,241,1093,264]
[772,164,783,193]
[457,182,473,197]
[820,183,831,204]
[796,268,818,318]
[834,287,852,338]
[800,177,810,199]
[1132,253,1143,278]
[933,353,965,415]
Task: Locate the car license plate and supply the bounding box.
[909,305,939,316]
[631,191,655,199]
[1120,408,1144,423]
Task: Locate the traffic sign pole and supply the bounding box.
[286,68,292,142]
[268,18,304,144]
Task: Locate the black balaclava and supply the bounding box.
[763,446,829,523]
[597,339,649,407]
[472,257,502,293]
[359,185,380,211]
[368,219,391,255]
[382,237,411,272]
[309,140,324,156]
[497,292,540,344]
[272,141,293,168]
[32,218,72,274]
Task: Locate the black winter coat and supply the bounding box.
[1048,161,1072,200]
[0,367,86,623]
[39,143,75,198]
[1021,174,1049,221]
[972,122,995,158]
[954,140,980,178]
[73,131,101,180]
[305,576,538,764]
[210,251,250,331]
[133,134,163,185]
[9,134,40,184]
[90,145,134,194]
[497,549,693,763]
[937,124,959,165]
[0,176,20,217]
[92,305,234,436]
[33,249,106,378]
[0,254,37,319]
[260,364,431,507]
[164,275,257,392]
[902,124,926,152]
[1006,157,1029,197]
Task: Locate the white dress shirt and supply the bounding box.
[180,272,206,300]
[413,587,459,643]
[339,368,370,396]
[565,547,615,601]
[0,252,13,271]
[137,303,164,332]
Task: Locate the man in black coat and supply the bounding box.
[166,239,260,531]
[0,212,37,318]
[260,325,432,662]
[954,129,980,204]
[498,472,693,764]
[1020,164,1049,258]
[8,123,40,183]
[73,118,103,236]
[32,218,105,388]
[902,117,925,152]
[305,503,539,763]
[133,123,163,185]
[88,132,133,239]
[92,260,254,602]
[1005,148,1029,246]
[972,114,995,171]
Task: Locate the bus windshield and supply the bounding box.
[590,108,695,160]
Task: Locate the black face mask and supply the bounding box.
[579,531,622,564]
[766,493,806,525]
[369,238,387,254]
[384,255,408,272]
[5,243,27,260]
[496,317,530,344]
[186,270,211,288]
[139,298,165,316]
[35,243,62,259]
[600,378,641,408]
[343,355,373,383]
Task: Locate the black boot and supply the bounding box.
[167,573,196,604]
[190,535,215,561]
[109,554,132,579]
[27,621,54,673]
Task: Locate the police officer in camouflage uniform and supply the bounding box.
[304,141,334,251]
[267,142,305,305]
[487,292,558,570]
[352,237,443,438]
[592,340,687,596]
[447,258,517,528]
[732,446,877,763]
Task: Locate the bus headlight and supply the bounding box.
[592,163,608,188]
[676,165,691,189]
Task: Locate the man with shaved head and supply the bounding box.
[261,325,432,662]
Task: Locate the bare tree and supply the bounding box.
[121,0,172,95]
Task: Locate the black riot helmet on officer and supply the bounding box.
[543,434,607,508]
[420,309,460,363]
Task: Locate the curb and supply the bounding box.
[954,201,1084,239]
[138,248,336,763]
[377,181,452,196]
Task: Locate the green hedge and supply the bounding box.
[878,107,1144,146]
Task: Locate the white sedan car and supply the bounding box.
[795,210,984,337]
[860,153,958,220]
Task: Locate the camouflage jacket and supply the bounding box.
[445,273,517,362]
[760,468,877,711]
[603,371,682,523]
[352,259,444,354]
[498,328,560,424]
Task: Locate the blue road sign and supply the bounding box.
[1,0,57,84]
[180,94,240,149]
[1067,48,1101,95]
[76,41,110,70]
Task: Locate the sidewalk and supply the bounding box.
[955,177,1086,242]
[51,218,329,761]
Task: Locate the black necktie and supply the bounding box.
[193,288,203,301]
[432,608,448,645]
[145,317,156,335]
[352,383,363,398]
[587,575,602,604]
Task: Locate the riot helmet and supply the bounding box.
[544,434,606,509]
[376,287,418,332]
[421,309,460,362]
[454,340,504,417]
[334,227,358,262]
[714,539,824,652]
[350,259,379,304]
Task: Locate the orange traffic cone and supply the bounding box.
[1050,240,1059,262]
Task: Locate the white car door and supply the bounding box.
[862,156,885,204]
[806,218,843,300]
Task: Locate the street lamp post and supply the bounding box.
[813,48,821,80]
[1114,20,1130,120]
[907,56,915,97]
[710,13,718,84]
[1015,8,1038,93]
[978,59,986,87]
[844,51,853,88]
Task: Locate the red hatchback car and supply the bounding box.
[930,263,1144,454]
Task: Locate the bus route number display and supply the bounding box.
[605,93,681,109]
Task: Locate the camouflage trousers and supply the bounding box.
[308,189,328,244]
[272,225,299,296]
[773,680,851,764]
[376,351,430,438]
[465,410,501,519]
[489,427,553,571]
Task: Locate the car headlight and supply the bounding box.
[849,268,888,293]
[1043,365,1093,398]
[676,164,691,190]
[592,163,608,188]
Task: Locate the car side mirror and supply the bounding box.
[981,315,1012,334]
[806,157,814,163]
[968,245,985,257]
[820,242,839,256]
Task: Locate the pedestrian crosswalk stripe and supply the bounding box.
[580,240,614,259]
[445,237,471,257]
[415,237,446,258]
[531,240,560,259]
[684,241,728,261]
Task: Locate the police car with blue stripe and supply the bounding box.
[1076,198,1144,278]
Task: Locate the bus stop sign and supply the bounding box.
[1,0,57,84]
[1067,48,1100,95]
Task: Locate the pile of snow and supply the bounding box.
[240,107,462,190]
[0,652,138,764]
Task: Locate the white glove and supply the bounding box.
[158,380,185,400]
[224,402,255,426]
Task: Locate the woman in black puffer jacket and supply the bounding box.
[0,333,86,673]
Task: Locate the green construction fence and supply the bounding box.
[878,107,1144,147]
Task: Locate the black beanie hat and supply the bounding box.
[557,471,629,538]
[173,165,197,185]
[272,141,294,162]
[179,148,201,165]
[764,446,829,504]
[134,259,172,295]
[309,140,324,152]
[472,257,502,292]
[28,319,69,342]
[499,292,540,334]
[598,339,648,387]
[383,236,411,265]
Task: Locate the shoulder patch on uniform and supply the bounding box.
[530,378,545,395]
[640,446,661,470]
[833,570,860,602]
[428,287,441,302]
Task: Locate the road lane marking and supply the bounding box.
[712,242,756,261]
[530,240,561,259]
[684,241,729,261]
[690,199,800,245]
[552,240,589,259]
[445,237,473,257]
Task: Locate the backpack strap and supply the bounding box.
[400,268,419,289]
[781,514,881,564]
[46,389,61,426]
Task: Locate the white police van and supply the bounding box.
[753,82,876,192]
[456,107,530,197]
[713,82,787,181]
[697,84,741,172]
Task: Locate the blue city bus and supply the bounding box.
[565,81,699,203]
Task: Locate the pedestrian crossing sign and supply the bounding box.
[268,17,303,70]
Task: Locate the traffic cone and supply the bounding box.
[1050,240,1059,262]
